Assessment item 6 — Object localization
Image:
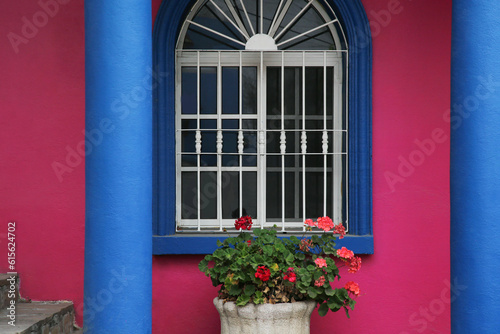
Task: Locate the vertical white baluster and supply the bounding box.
[238,131,244,154]
[259,51,265,229]
[281,51,285,232]
[302,51,306,231]
[217,51,223,231]
[197,51,201,231]
[195,130,202,154]
[323,51,327,218]
[301,131,307,154]
[322,131,329,154]
[280,132,286,154]
[217,131,223,154]
[239,51,243,218]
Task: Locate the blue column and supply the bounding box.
[84,0,152,333]
[451,2,500,333]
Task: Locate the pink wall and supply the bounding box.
[0,0,451,332]
[0,0,85,325]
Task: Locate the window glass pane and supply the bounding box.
[242,67,257,114]
[243,172,257,218]
[284,129,298,154]
[234,0,257,36]
[304,171,324,218]
[266,169,282,220]
[200,172,217,219]
[284,67,302,116]
[285,171,301,219]
[200,119,218,166]
[326,67,334,129]
[305,67,323,116]
[185,5,244,50]
[182,154,197,167]
[182,172,197,219]
[222,171,239,219]
[201,155,217,166]
[201,67,217,114]
[222,119,239,166]
[181,67,197,114]
[223,67,239,114]
[279,7,335,50]
[262,0,281,34]
[242,119,257,166]
[267,67,281,117]
[181,131,196,153]
[222,119,238,153]
[207,0,246,40]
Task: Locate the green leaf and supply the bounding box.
[198,259,208,273]
[307,286,318,299]
[236,295,250,306]
[349,299,356,310]
[318,303,329,317]
[229,285,242,296]
[263,245,274,256]
[244,285,256,296]
[295,252,305,260]
[285,252,295,264]
[216,239,223,247]
[324,285,335,296]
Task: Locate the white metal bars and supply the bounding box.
[175,50,346,231]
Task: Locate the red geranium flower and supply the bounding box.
[337,247,354,260]
[333,223,346,239]
[255,266,271,281]
[345,281,360,296]
[317,216,334,232]
[235,216,253,230]
[284,267,296,283]
[348,256,362,273]
[314,276,326,287]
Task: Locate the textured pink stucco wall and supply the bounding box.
[0,0,451,332]
[0,0,86,325]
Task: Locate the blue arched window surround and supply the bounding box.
[153,0,373,254]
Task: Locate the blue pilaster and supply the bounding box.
[84,0,152,333]
[451,2,500,332]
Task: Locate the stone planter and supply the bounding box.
[214,298,317,334]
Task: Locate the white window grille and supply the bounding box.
[175,0,348,233]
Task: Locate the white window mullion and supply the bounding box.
[175,54,182,228]
[345,53,349,232]
[334,59,344,225]
[280,51,286,232]
[322,52,328,218]
[260,0,263,34]
[197,51,201,231]
[301,51,306,232]
[294,68,300,221]
[238,51,243,218]
[258,51,266,229]
[217,51,223,231]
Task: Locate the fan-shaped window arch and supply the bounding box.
[153,0,372,254]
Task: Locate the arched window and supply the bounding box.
[153,0,372,253]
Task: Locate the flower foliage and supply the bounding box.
[199,216,361,318]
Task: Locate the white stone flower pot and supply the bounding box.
[214,298,317,334]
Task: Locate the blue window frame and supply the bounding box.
[153,0,373,254]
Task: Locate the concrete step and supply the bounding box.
[0,301,77,334]
[0,273,19,309]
